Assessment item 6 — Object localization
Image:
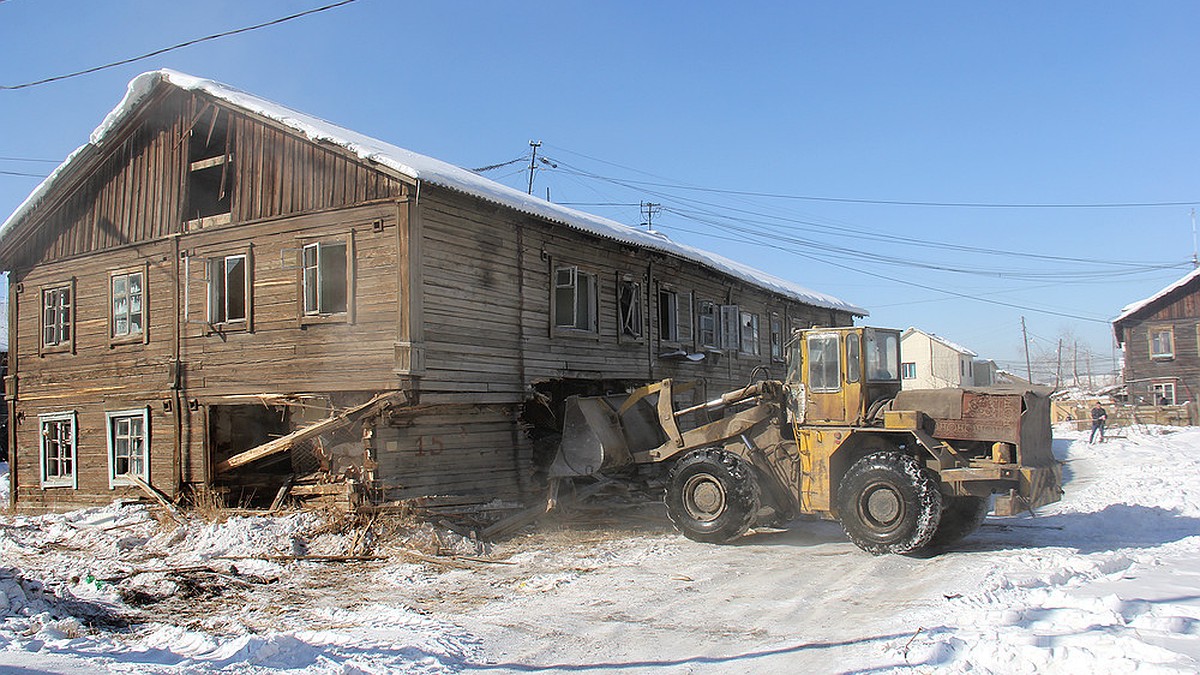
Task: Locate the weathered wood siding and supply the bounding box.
[1121,283,1200,410]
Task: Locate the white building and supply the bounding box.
[900,327,979,390]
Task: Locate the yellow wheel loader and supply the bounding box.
[549,326,1062,555]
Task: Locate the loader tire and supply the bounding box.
[838,451,942,555]
[665,449,760,544]
[922,495,989,550]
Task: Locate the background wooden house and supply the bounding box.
[1113,267,1200,421]
[0,70,864,513]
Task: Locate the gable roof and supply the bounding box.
[1112,267,1200,344]
[901,327,977,357]
[0,69,866,317]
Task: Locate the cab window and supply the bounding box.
[808,333,841,392]
[865,329,900,381]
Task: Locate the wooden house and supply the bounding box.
[1113,268,1200,417]
[0,70,865,513]
[899,327,978,390]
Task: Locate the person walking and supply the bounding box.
[1089,402,1108,444]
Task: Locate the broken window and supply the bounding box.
[618,278,643,339]
[697,300,718,349]
[739,311,759,356]
[111,270,144,339]
[186,105,233,224]
[303,242,349,316]
[658,288,679,343]
[769,315,783,361]
[554,266,597,332]
[39,412,76,488]
[1150,328,1174,360]
[209,254,248,324]
[41,283,72,350]
[107,409,148,485]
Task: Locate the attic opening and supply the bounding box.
[186,106,234,224]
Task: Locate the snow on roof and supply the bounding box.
[1114,266,1200,325]
[901,326,977,356]
[0,69,866,316]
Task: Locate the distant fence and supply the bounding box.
[1053,400,1196,429]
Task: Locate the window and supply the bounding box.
[807,333,841,392]
[866,329,900,381]
[739,311,760,356]
[769,315,784,362]
[554,266,597,332]
[186,105,233,226]
[720,305,740,352]
[39,412,76,488]
[1150,328,1174,360]
[42,284,72,349]
[1152,381,1176,406]
[209,254,248,324]
[618,278,643,339]
[901,362,917,380]
[846,334,861,383]
[107,409,149,486]
[303,242,348,316]
[658,289,679,343]
[697,300,718,349]
[111,271,144,339]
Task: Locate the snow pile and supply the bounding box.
[0,462,8,504]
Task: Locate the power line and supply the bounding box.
[0,169,46,178]
[0,156,59,163]
[1,0,359,90]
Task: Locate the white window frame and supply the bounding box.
[302,241,350,317]
[1150,327,1174,360]
[39,412,77,489]
[208,253,249,325]
[106,408,150,488]
[111,269,146,341]
[553,265,598,333]
[901,362,917,380]
[1151,381,1177,406]
[739,311,760,356]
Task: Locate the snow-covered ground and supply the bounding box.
[1,426,1198,673]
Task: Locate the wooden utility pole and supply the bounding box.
[1055,339,1063,389]
[1021,316,1033,383]
[526,140,541,195]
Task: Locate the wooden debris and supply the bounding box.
[128,475,185,523]
[269,476,294,512]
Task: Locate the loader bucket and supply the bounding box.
[550,393,667,477]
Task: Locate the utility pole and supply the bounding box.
[1055,339,1063,389]
[1021,316,1033,383]
[1192,208,1198,269]
[640,201,661,230]
[526,140,541,195]
[1073,341,1080,389]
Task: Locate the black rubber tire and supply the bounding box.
[837,451,942,555]
[922,495,989,550]
[665,448,760,543]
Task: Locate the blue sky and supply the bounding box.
[3,1,1199,378]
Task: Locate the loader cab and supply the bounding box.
[786,326,902,425]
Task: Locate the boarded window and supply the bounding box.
[720,305,740,351]
[40,412,76,488]
[303,242,348,315]
[42,284,72,348]
[107,409,148,485]
[618,278,643,339]
[209,254,248,323]
[554,266,597,332]
[111,271,144,338]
